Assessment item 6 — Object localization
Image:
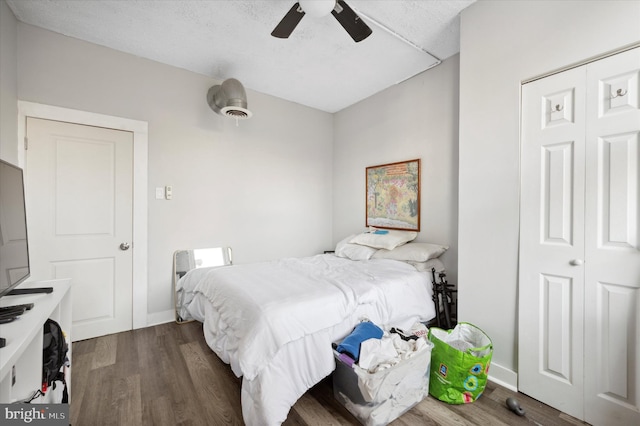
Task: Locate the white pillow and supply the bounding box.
[335,234,379,261]
[407,258,446,273]
[349,230,418,250]
[372,242,448,262]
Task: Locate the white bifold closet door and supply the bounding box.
[519,47,639,426]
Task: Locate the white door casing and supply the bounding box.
[26,117,134,341]
[18,101,149,337]
[519,47,640,425]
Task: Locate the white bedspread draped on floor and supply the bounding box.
[179,254,435,425]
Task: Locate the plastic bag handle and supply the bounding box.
[466,343,493,357]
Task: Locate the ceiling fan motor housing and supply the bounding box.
[272,0,371,43]
[299,0,335,17]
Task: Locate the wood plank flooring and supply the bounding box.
[70,322,588,426]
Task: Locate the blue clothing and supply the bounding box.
[336,321,383,361]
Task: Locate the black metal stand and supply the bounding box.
[429,268,457,329]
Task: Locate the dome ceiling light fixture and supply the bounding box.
[207,78,252,124]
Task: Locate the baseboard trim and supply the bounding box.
[146,309,175,327]
[488,361,518,392]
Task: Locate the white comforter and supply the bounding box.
[180,254,435,425]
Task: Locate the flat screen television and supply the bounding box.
[0,159,30,298]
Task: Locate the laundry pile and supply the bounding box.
[359,332,430,371]
[332,320,433,426]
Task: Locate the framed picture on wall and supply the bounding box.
[366,159,420,231]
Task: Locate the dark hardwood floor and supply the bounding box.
[70,321,588,426]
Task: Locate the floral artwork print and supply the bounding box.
[366,159,420,231]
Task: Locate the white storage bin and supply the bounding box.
[332,341,432,426]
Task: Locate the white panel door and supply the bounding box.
[519,66,587,420]
[583,47,640,426]
[26,117,134,341]
[520,47,640,426]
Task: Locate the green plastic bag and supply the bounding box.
[428,322,493,404]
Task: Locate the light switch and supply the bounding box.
[165,185,173,200]
[155,187,164,199]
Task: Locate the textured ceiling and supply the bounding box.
[7,0,475,113]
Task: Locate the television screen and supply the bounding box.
[0,159,30,296]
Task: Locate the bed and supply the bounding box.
[176,235,446,425]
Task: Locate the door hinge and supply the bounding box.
[24,137,28,150]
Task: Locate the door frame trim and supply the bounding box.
[18,101,149,330]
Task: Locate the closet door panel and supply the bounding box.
[596,132,639,249]
[542,141,576,245]
[584,47,640,426]
[519,67,586,420]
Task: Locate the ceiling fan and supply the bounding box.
[271,0,372,43]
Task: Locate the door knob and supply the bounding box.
[120,242,130,251]
[569,259,583,266]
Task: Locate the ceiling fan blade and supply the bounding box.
[271,2,305,38]
[331,0,372,42]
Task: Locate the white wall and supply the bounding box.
[16,24,334,318]
[459,0,640,387]
[333,55,459,283]
[0,0,17,164]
